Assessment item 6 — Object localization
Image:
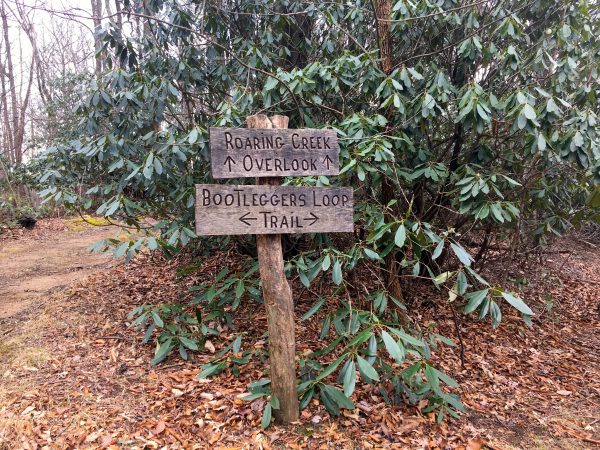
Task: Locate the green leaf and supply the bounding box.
[270,395,280,410]
[114,241,129,258]
[456,271,468,295]
[298,270,310,287]
[299,387,315,410]
[434,271,453,285]
[380,330,405,364]
[215,267,229,282]
[425,364,442,395]
[517,112,527,129]
[235,279,245,298]
[321,384,354,410]
[432,239,444,260]
[316,354,346,381]
[319,385,340,415]
[302,297,326,321]
[264,76,278,91]
[248,379,271,389]
[332,260,343,285]
[147,237,158,251]
[363,248,381,261]
[241,392,266,401]
[501,291,534,315]
[342,360,356,397]
[388,328,425,347]
[261,403,272,429]
[232,335,242,353]
[151,310,164,327]
[522,104,537,121]
[356,355,379,382]
[395,223,407,247]
[188,128,199,144]
[196,361,226,379]
[179,336,198,350]
[347,328,373,347]
[537,133,546,151]
[464,289,489,313]
[152,339,173,365]
[321,255,331,271]
[432,367,459,388]
[450,242,473,266]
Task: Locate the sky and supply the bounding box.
[6,0,95,64]
[3,0,96,159]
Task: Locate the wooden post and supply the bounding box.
[247,114,299,423]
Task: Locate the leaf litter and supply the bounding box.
[0,221,598,449]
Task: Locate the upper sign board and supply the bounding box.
[195,184,353,235]
[209,127,340,179]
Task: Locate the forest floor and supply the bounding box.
[0,218,598,449]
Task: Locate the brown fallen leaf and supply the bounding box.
[153,420,166,435]
[467,437,484,450]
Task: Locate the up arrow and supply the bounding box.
[304,212,319,226]
[224,156,236,172]
[322,155,334,170]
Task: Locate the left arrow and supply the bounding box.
[239,212,257,226]
[224,156,236,171]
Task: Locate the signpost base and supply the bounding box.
[247,114,300,424]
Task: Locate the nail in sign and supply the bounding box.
[195,184,353,235]
[209,128,340,178]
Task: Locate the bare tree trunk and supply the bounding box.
[90,0,102,76]
[104,0,113,17]
[14,56,34,164]
[373,0,393,74]
[114,0,123,29]
[0,57,14,164]
[372,0,406,307]
[1,1,18,164]
[15,2,51,106]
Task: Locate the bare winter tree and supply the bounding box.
[90,0,102,76]
[0,0,34,165]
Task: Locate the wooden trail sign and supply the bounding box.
[195,114,354,424]
[195,184,353,236]
[209,127,340,178]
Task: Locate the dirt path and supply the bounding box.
[0,219,116,322]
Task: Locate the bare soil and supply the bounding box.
[0,219,115,321]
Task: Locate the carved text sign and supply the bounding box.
[209,128,340,178]
[195,184,353,235]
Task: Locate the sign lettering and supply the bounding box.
[209,128,340,178]
[195,184,353,235]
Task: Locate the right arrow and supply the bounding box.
[304,212,319,226]
[224,156,236,171]
[322,155,334,170]
[239,212,257,226]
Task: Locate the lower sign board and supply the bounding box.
[195,184,354,235]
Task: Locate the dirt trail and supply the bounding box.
[0,219,116,322]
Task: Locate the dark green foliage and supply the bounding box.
[34,0,599,423]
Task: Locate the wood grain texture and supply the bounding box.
[209,127,340,178]
[195,184,354,236]
[249,114,299,424]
